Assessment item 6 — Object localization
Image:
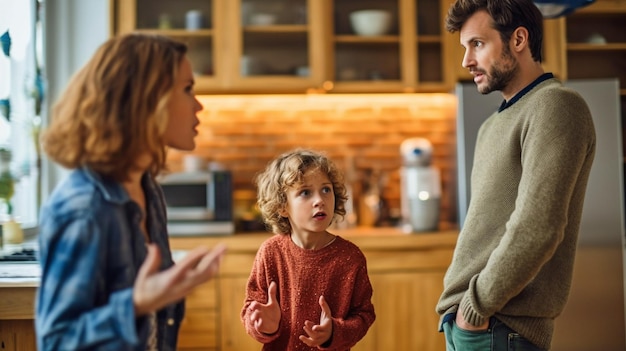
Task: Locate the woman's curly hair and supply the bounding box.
[41,33,187,181]
[255,149,348,235]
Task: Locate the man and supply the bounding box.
[436,1,596,350]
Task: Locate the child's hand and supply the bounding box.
[299,295,333,347]
[248,281,281,335]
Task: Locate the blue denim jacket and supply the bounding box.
[36,167,184,351]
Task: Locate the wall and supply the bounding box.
[43,0,110,205]
[166,93,458,227]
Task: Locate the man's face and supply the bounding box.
[459,10,519,95]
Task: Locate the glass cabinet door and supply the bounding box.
[330,0,406,93]
[115,0,221,92]
[226,0,326,92]
[329,0,453,93]
[414,0,452,91]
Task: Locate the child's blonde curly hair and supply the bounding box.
[255,149,348,234]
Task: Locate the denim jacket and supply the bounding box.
[36,167,184,351]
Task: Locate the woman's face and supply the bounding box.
[163,56,203,151]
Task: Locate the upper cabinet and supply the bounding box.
[328,0,454,93]
[561,1,626,95]
[114,0,223,90]
[112,0,456,93]
[221,0,327,93]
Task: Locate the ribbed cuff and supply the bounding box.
[459,276,487,327]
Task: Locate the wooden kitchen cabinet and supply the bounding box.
[112,0,458,93]
[328,0,455,93]
[113,0,327,94]
[169,229,457,351]
[0,286,37,351]
[559,0,626,158]
[220,0,328,93]
[0,230,456,351]
[352,250,449,351]
[114,0,223,93]
[0,320,37,351]
[178,280,219,351]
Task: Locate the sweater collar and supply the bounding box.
[498,73,554,112]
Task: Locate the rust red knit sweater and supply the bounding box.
[241,234,376,351]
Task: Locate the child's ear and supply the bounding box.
[278,206,288,218]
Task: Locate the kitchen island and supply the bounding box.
[0,227,458,351]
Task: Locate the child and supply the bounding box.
[241,149,375,350]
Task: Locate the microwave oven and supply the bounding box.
[158,170,234,235]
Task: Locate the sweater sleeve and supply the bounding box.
[460,87,596,326]
[240,241,281,344]
[320,252,376,350]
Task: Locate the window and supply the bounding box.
[0,0,44,229]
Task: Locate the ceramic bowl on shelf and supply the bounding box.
[349,9,393,36]
[248,13,277,26]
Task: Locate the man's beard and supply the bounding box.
[478,46,518,95]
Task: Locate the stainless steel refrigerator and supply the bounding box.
[455,78,625,350]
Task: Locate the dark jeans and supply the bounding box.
[442,315,546,351]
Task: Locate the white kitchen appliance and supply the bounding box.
[400,138,441,233]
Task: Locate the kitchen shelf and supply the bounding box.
[567,43,626,50]
[418,35,443,44]
[335,35,401,43]
[135,29,215,37]
[243,24,308,33]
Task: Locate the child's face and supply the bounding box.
[281,167,335,235]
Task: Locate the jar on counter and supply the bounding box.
[2,216,23,245]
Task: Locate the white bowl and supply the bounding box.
[249,13,277,26]
[349,10,393,36]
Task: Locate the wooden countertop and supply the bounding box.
[0,226,458,286]
[168,227,460,252]
[0,227,459,285]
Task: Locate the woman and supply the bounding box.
[35,33,226,351]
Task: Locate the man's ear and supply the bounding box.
[511,26,529,53]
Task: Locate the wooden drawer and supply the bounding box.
[178,279,218,349]
[186,279,217,309]
[179,309,218,349]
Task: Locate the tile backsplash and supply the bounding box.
[167,93,458,227]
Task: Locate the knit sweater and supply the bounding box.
[241,234,375,351]
[436,77,596,350]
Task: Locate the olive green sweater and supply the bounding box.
[436,77,596,350]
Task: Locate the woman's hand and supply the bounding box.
[133,243,227,316]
